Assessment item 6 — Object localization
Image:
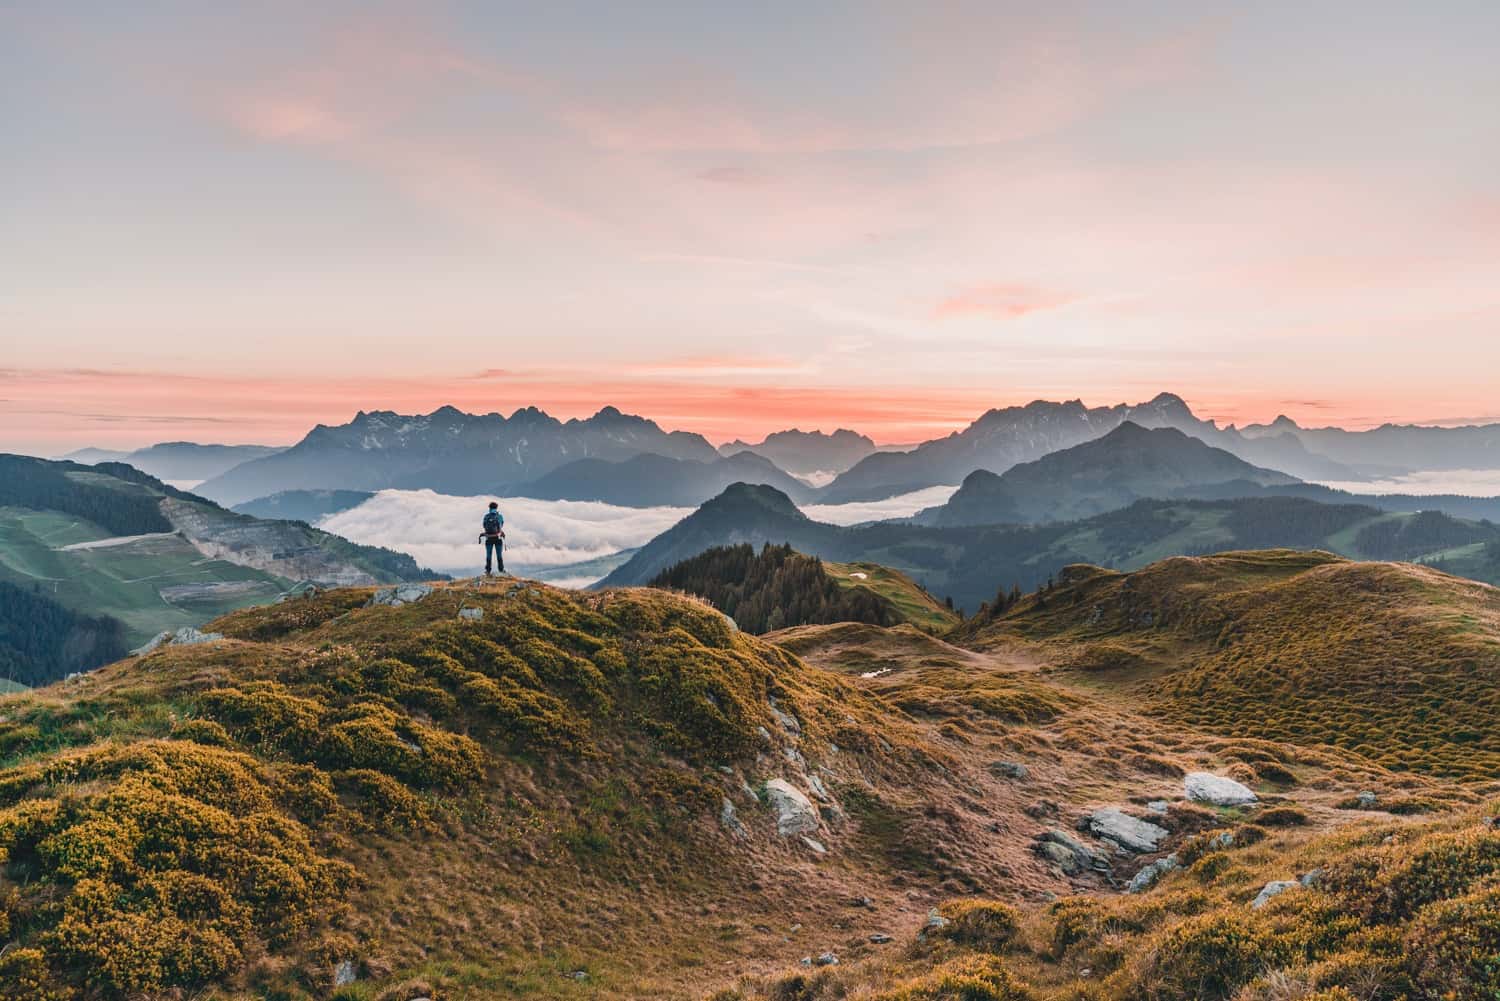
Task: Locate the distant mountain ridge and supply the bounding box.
[62,441,285,483]
[924,422,1302,526]
[717,428,876,478]
[819,393,1358,502]
[1239,414,1500,475]
[517,450,817,507]
[195,405,720,505]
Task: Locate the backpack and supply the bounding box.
[482,511,503,536]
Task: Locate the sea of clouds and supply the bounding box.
[318,484,959,582]
[1315,469,1500,497]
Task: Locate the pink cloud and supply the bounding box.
[934,284,1076,320]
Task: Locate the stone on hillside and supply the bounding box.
[333,960,357,986]
[814,952,838,966]
[1089,808,1169,853]
[1356,790,1379,809]
[869,933,893,944]
[1034,829,1100,875]
[368,583,433,607]
[764,779,820,836]
[925,908,949,930]
[1299,868,1324,887]
[1252,880,1299,909]
[458,606,483,621]
[720,798,747,838]
[801,836,827,854]
[132,626,224,656]
[1185,772,1258,807]
[768,695,802,735]
[1146,800,1170,815]
[988,761,1029,780]
[1127,854,1179,893]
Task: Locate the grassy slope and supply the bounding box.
[0,505,287,645]
[1,575,1463,1000]
[968,550,1500,779]
[822,560,960,633]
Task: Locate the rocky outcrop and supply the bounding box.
[1252,880,1299,909]
[1184,772,1258,807]
[131,625,225,656]
[1088,808,1169,853]
[368,583,434,607]
[764,779,820,836]
[1034,829,1102,875]
[1127,854,1179,893]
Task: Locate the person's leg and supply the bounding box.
[484,538,494,574]
[496,541,505,574]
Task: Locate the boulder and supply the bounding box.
[1127,854,1179,893]
[1034,829,1100,875]
[764,779,820,836]
[988,761,1030,780]
[458,606,484,621]
[767,695,802,735]
[1252,880,1299,909]
[1184,772,1258,807]
[1089,808,1169,853]
[1356,790,1379,809]
[368,583,434,607]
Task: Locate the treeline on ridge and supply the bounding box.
[650,543,897,633]
[0,454,173,537]
[0,581,129,687]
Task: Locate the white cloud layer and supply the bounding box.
[804,485,958,525]
[319,484,961,584]
[1316,470,1500,497]
[319,490,693,576]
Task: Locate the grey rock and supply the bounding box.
[925,908,949,930]
[764,779,820,836]
[368,583,434,607]
[1252,880,1299,909]
[333,960,357,986]
[1356,790,1379,809]
[1127,854,1179,893]
[132,625,224,655]
[1089,808,1169,853]
[1146,800,1170,815]
[768,695,802,735]
[720,797,747,838]
[757,725,773,742]
[801,835,827,854]
[1299,868,1324,888]
[869,933,893,944]
[813,952,838,966]
[988,760,1030,780]
[458,606,484,621]
[1184,772,1257,807]
[807,773,831,802]
[1035,829,1099,875]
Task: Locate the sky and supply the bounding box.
[4,2,1499,455]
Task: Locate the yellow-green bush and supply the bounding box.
[1402,882,1500,1000]
[873,955,1032,1001]
[934,900,1022,952]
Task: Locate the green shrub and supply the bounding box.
[934,900,1022,951]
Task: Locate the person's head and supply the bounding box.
[489,502,498,510]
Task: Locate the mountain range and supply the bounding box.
[922,422,1302,526]
[716,427,877,479]
[193,405,720,505]
[56,394,1500,515]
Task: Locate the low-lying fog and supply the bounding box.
[318,485,959,582]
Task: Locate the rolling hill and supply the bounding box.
[924,422,1301,526]
[600,484,1500,613]
[0,454,438,683]
[231,488,376,523]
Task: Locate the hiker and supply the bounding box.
[479,501,505,576]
